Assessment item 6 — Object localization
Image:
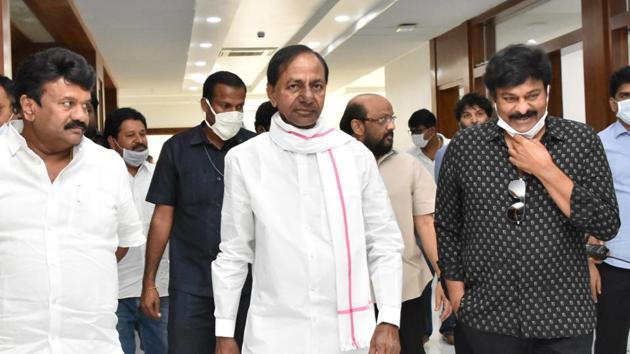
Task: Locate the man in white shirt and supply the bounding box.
[407,109,450,180]
[0,47,144,354]
[104,107,169,354]
[212,45,404,354]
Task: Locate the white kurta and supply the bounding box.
[0,125,145,354]
[117,162,169,299]
[212,133,403,354]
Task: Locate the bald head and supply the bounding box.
[339,94,391,136]
[339,93,395,158]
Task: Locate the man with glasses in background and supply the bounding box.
[339,93,451,354]
[436,43,619,354]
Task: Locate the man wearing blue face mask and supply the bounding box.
[140,71,255,354]
[104,107,170,354]
[436,44,619,354]
[591,66,630,354]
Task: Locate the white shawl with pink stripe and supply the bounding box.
[269,113,377,351]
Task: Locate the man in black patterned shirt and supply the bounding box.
[436,44,620,354]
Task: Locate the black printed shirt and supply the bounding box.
[436,117,620,338]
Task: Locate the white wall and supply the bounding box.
[560,41,586,123]
[384,42,433,151]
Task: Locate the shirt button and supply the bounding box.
[216,176,222,181]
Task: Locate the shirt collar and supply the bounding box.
[377,150,396,165]
[483,116,566,142]
[6,119,87,159]
[611,119,630,138]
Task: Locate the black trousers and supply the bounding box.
[167,289,250,354]
[399,295,429,354]
[457,322,593,354]
[595,262,630,354]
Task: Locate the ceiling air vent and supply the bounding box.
[219,47,277,57]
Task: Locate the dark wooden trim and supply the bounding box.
[472,0,541,25]
[0,0,10,76]
[539,29,582,53]
[612,27,629,70]
[548,50,563,117]
[430,39,437,112]
[147,128,188,135]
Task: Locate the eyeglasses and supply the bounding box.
[364,115,396,125]
[506,177,526,224]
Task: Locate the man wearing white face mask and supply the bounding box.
[436,44,619,354]
[104,107,170,354]
[141,71,255,354]
[591,66,630,354]
[407,109,449,180]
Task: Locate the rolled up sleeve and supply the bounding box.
[568,133,620,240]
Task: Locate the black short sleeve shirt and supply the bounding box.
[147,122,255,296]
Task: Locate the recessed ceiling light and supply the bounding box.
[526,39,538,44]
[206,16,222,23]
[396,23,417,33]
[334,15,350,23]
[306,41,320,49]
[188,86,199,91]
[194,61,207,67]
[199,42,213,48]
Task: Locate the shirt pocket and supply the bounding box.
[68,184,117,238]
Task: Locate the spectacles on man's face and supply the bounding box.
[506,178,526,224]
[364,115,396,125]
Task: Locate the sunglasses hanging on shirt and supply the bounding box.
[506,175,526,225]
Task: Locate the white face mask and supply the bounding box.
[204,98,243,141]
[411,133,429,148]
[496,109,548,139]
[113,139,149,167]
[0,113,14,135]
[495,86,549,139]
[616,99,630,125]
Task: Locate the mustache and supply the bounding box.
[508,110,538,119]
[64,120,88,131]
[132,144,148,151]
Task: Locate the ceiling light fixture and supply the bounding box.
[188,86,199,91]
[306,41,320,49]
[206,16,222,23]
[334,15,350,23]
[199,42,213,48]
[526,39,538,44]
[396,23,417,33]
[194,61,207,67]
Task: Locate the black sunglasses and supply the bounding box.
[506,178,526,224]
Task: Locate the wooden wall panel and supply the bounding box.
[581,0,617,131]
[434,23,470,91]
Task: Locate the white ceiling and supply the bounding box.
[70,0,504,93]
